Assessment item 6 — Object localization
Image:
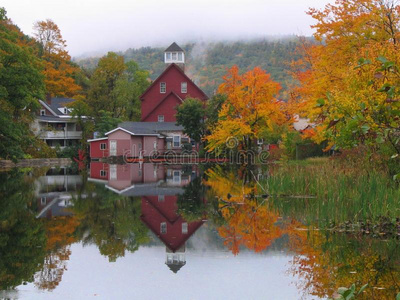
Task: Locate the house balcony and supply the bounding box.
[39,130,82,139]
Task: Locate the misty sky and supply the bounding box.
[3,0,331,57]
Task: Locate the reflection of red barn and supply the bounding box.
[141,195,204,273]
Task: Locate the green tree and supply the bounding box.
[94,110,121,137]
[176,98,206,142]
[114,60,150,121]
[87,52,127,119]
[0,170,47,289]
[0,8,45,160]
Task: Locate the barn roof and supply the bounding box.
[165,42,184,52]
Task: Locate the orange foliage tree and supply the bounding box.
[205,166,282,255]
[34,216,80,291]
[33,19,81,98]
[206,66,288,154]
[290,0,400,153]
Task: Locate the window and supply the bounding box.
[257,138,264,145]
[100,170,107,177]
[160,222,167,234]
[182,222,188,234]
[173,170,181,183]
[166,52,171,60]
[160,82,166,93]
[63,107,68,114]
[172,52,177,60]
[100,143,107,150]
[158,195,165,202]
[173,135,181,148]
[181,82,187,93]
[178,52,183,61]
[41,197,47,205]
[40,109,46,116]
[158,115,164,122]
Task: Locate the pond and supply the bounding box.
[0,161,399,299]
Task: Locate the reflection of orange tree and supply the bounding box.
[205,167,282,255]
[287,221,400,299]
[34,216,80,291]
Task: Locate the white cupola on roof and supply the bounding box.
[164,42,185,64]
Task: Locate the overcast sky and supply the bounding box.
[3,0,331,58]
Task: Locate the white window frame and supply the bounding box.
[100,143,107,150]
[41,197,47,205]
[173,170,181,183]
[173,135,181,148]
[160,82,166,93]
[181,82,187,93]
[160,222,167,234]
[100,170,107,177]
[257,138,264,145]
[63,107,68,114]
[40,109,46,116]
[178,52,183,61]
[172,52,177,60]
[166,52,171,60]
[158,194,165,202]
[158,115,164,122]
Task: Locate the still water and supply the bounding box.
[0,163,399,299]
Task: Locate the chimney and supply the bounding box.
[46,93,52,105]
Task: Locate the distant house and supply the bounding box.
[32,97,82,148]
[88,42,208,159]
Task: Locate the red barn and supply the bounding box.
[140,42,208,122]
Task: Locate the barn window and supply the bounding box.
[181,82,187,93]
[160,82,166,93]
[158,115,164,122]
[160,222,167,234]
[100,170,107,177]
[100,143,107,150]
[182,222,188,234]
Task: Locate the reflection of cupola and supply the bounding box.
[164,42,185,71]
[165,244,186,273]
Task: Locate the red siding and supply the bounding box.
[89,140,109,158]
[141,64,208,122]
[140,195,204,252]
[90,162,109,180]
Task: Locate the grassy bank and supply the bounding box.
[264,157,400,230]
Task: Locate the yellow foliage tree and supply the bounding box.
[206,66,288,154]
[290,0,400,153]
[34,19,81,98]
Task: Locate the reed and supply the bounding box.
[264,158,400,229]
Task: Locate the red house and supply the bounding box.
[88,42,208,159]
[140,42,208,122]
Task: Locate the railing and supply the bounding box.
[39,131,83,139]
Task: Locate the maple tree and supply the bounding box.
[205,166,282,255]
[33,19,81,98]
[290,0,400,156]
[206,66,288,154]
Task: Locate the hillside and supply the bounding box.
[75,38,310,97]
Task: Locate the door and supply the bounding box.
[110,140,117,156]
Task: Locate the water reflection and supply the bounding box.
[0,164,399,299]
[88,162,206,273]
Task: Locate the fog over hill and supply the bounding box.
[75,37,313,96]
